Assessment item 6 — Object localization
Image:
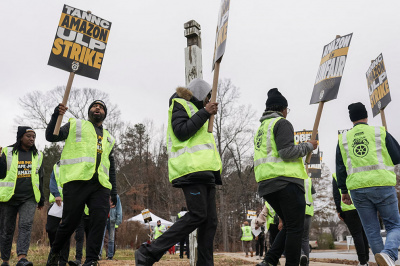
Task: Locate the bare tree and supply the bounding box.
[16,86,123,137]
[213,79,257,251]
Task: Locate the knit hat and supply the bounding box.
[265,88,288,109]
[16,126,35,140]
[187,78,212,101]
[348,102,368,122]
[88,100,107,119]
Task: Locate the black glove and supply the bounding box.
[38,200,44,207]
[111,194,118,206]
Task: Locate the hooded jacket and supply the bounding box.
[168,87,222,187]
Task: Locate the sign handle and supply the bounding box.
[380,108,387,131]
[306,101,324,164]
[53,72,75,135]
[207,60,221,133]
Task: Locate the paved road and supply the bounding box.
[310,250,400,265]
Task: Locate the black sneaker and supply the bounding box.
[1,262,10,266]
[256,259,274,266]
[68,260,81,266]
[135,249,156,266]
[300,254,308,266]
[16,258,33,266]
[46,251,60,266]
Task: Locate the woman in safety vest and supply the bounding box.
[0,126,44,266]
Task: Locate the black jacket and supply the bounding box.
[169,87,222,187]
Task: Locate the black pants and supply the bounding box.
[179,235,189,258]
[50,180,110,264]
[255,236,265,256]
[342,209,370,264]
[268,223,279,249]
[46,205,71,266]
[139,184,217,265]
[74,215,90,262]
[263,183,305,266]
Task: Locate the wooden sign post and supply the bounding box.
[48,5,112,135]
[184,20,203,266]
[208,0,231,133]
[307,34,353,163]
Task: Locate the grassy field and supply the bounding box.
[9,244,253,265]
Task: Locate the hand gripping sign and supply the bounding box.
[306,34,353,163]
[366,53,391,130]
[48,5,111,135]
[208,0,231,133]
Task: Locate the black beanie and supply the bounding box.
[88,100,107,119]
[16,126,35,140]
[265,88,288,109]
[348,102,368,122]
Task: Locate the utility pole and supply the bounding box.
[184,19,202,266]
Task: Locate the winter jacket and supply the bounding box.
[168,87,222,187]
[110,194,122,225]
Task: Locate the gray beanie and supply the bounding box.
[187,78,212,101]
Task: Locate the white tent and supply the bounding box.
[127,212,173,227]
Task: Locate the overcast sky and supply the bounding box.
[1,0,400,173]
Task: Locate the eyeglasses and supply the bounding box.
[286,108,290,114]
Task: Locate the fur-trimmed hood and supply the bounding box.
[168,78,212,107]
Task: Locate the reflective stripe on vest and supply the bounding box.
[167,98,222,182]
[6,148,12,171]
[241,226,253,241]
[60,157,96,166]
[254,117,308,182]
[76,119,82,142]
[0,182,14,187]
[332,173,356,212]
[339,125,395,190]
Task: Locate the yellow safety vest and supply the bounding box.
[254,117,308,182]
[59,118,115,189]
[49,163,63,203]
[167,98,222,182]
[0,147,43,203]
[338,124,395,190]
[305,176,314,216]
[241,226,253,241]
[154,225,165,239]
[332,173,356,212]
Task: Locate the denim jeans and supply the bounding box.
[100,218,116,258]
[351,186,400,261]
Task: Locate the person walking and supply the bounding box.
[99,194,122,260]
[300,176,315,266]
[332,173,369,266]
[253,88,318,266]
[241,221,254,257]
[252,213,265,260]
[337,102,400,266]
[46,162,71,266]
[135,78,222,265]
[0,126,45,266]
[45,100,117,266]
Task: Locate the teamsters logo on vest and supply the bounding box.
[352,134,369,158]
[255,127,264,151]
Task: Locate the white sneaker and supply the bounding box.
[375,252,395,266]
[357,263,369,266]
[259,256,262,260]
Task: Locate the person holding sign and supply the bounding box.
[336,102,400,266]
[253,88,318,266]
[0,127,44,266]
[45,101,117,266]
[332,173,369,266]
[135,78,222,266]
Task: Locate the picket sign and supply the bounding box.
[207,60,221,132]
